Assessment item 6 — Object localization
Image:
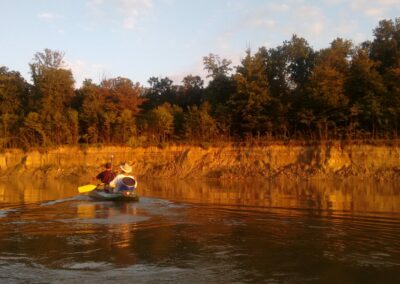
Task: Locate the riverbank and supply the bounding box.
[0,142,400,181]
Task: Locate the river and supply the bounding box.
[0,178,399,283]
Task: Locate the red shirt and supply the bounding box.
[96,170,116,184]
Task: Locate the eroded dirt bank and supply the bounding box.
[1,143,400,181]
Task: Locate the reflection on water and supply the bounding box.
[0,179,77,204]
[140,178,400,213]
[0,178,399,283]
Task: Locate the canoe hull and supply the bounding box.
[88,190,139,202]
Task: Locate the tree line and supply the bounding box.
[1,18,400,149]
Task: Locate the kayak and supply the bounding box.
[88,189,139,202]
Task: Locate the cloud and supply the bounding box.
[160,0,175,5]
[215,31,233,51]
[364,7,385,18]
[248,18,276,29]
[268,3,290,12]
[166,58,207,85]
[311,20,325,35]
[234,2,326,42]
[328,0,400,19]
[86,0,154,30]
[326,0,399,8]
[86,0,105,15]
[118,0,153,29]
[323,0,346,4]
[65,59,108,87]
[88,0,105,4]
[37,12,59,21]
[369,0,399,5]
[265,3,327,40]
[166,50,243,86]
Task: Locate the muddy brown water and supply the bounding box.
[0,178,399,283]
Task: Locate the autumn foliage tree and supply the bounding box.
[1,17,400,149]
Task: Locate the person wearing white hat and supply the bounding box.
[109,163,137,192]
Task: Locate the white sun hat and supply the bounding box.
[120,163,132,173]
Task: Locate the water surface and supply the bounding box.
[0,178,399,283]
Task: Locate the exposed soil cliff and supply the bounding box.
[1,143,400,181]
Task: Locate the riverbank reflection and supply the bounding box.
[0,178,77,204]
[139,178,400,213]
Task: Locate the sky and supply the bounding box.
[1,0,399,87]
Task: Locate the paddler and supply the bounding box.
[109,163,137,192]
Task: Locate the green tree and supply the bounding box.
[142,77,177,110]
[346,47,386,138]
[262,36,316,138]
[370,18,400,73]
[383,67,400,136]
[78,79,105,143]
[28,49,76,145]
[230,49,271,136]
[147,103,174,143]
[285,35,316,89]
[22,112,48,146]
[202,54,236,139]
[265,35,315,98]
[368,18,400,137]
[0,67,28,147]
[176,74,204,107]
[203,53,235,106]
[304,38,352,139]
[113,109,137,143]
[66,109,79,144]
[203,53,232,79]
[184,102,217,141]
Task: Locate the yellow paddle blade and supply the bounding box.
[78,184,97,193]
